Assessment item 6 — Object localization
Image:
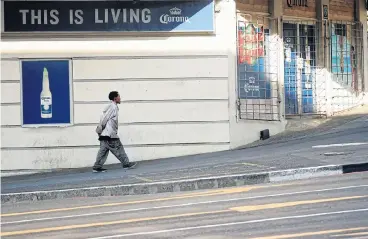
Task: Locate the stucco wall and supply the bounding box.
[1,56,231,170]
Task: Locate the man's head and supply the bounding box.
[108,91,121,104]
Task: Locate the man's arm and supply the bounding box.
[100,105,117,128]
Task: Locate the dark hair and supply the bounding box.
[108,91,119,101]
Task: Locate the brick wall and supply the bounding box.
[237,0,269,14]
[283,0,317,19]
[329,0,355,21]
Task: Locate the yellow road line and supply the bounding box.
[333,231,368,237]
[241,163,265,167]
[230,195,368,212]
[2,184,290,217]
[249,227,368,239]
[0,209,230,237]
[1,195,364,237]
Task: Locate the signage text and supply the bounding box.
[3,1,214,33]
[287,0,308,8]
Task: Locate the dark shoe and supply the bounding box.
[93,168,107,173]
[123,162,137,169]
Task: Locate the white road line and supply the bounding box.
[86,208,368,239]
[312,142,368,149]
[3,184,368,225]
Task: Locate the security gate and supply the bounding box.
[329,21,365,113]
[237,14,280,121]
[237,16,365,119]
[282,20,364,117]
[283,20,326,116]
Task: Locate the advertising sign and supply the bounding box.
[21,60,72,126]
[3,0,214,33]
[237,21,271,99]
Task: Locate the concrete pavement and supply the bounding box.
[1,172,368,238]
[1,106,368,203]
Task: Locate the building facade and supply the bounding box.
[1,0,367,170]
[237,0,368,118]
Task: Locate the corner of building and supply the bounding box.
[227,0,287,149]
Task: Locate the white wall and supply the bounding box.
[1,56,230,170]
[0,0,234,170]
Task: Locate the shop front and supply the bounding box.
[283,0,366,115]
[236,0,368,118]
[236,1,281,121]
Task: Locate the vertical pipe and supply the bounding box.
[297,23,302,115]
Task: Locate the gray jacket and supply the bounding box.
[95,102,119,139]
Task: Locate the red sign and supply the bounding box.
[238,22,264,65]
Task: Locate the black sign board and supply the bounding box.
[287,0,308,8]
[3,0,214,33]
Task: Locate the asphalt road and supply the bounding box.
[1,172,368,239]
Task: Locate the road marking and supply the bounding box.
[333,232,368,237]
[312,142,368,148]
[2,184,367,223]
[2,184,367,225]
[0,209,229,237]
[86,209,368,238]
[249,228,368,239]
[241,163,266,167]
[2,185,367,225]
[2,184,290,217]
[2,195,366,236]
[230,195,368,212]
[323,152,351,156]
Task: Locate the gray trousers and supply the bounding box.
[94,139,129,169]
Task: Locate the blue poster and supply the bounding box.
[237,22,271,99]
[3,0,214,33]
[21,60,72,126]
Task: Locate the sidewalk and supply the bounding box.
[2,105,368,203]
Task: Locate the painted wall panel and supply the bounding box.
[73,58,228,80]
[73,80,229,101]
[1,144,230,170]
[1,123,230,148]
[1,60,20,81]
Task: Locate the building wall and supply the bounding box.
[283,0,317,19]
[1,57,230,170]
[237,0,269,13]
[1,0,234,170]
[330,0,355,21]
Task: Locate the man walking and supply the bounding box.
[93,91,137,173]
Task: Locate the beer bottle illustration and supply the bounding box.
[40,67,52,118]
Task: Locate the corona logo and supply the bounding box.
[160,7,190,24]
[169,7,182,15]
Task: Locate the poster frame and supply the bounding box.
[20,58,74,128]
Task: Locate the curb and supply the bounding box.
[2,162,368,204]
